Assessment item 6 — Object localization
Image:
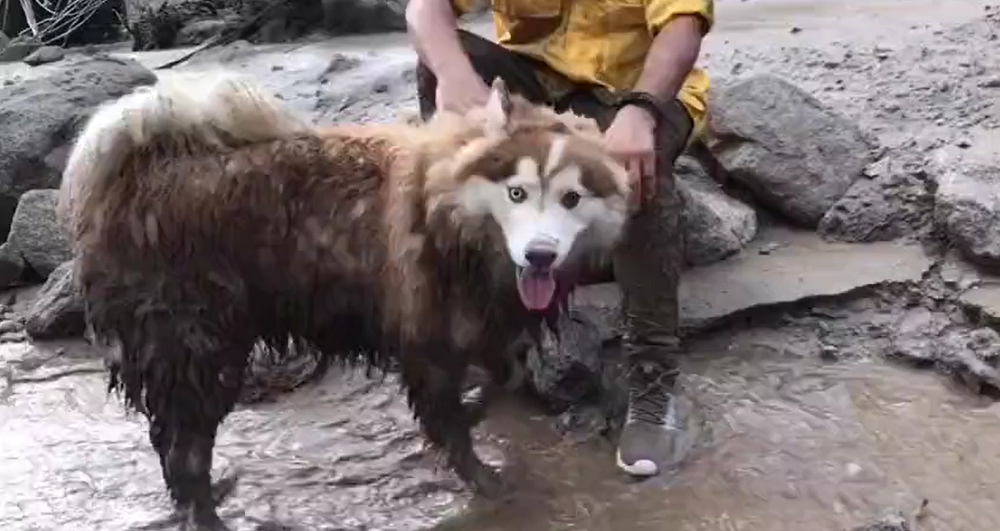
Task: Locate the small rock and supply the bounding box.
[979,76,1000,88]
[676,156,758,266]
[934,163,1000,268]
[23,46,65,66]
[23,261,86,341]
[175,19,230,47]
[0,319,21,334]
[757,242,783,255]
[889,307,950,365]
[0,331,27,343]
[523,308,606,411]
[820,344,840,360]
[324,54,361,75]
[850,511,911,531]
[0,35,41,63]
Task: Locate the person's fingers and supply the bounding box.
[626,157,643,210]
[641,152,657,203]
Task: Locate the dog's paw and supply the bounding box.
[469,462,512,500]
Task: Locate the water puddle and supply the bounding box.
[2,328,999,531]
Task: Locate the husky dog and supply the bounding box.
[59,71,631,530]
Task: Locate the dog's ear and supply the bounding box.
[483,77,512,135]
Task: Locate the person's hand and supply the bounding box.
[436,68,491,115]
[603,104,658,210]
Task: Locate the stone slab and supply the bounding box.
[574,228,934,333]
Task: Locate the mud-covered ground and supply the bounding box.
[3,0,1000,530]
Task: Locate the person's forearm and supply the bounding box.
[406,0,479,82]
[632,15,705,103]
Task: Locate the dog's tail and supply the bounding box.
[58,71,312,239]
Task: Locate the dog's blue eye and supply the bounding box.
[561,191,581,209]
[508,186,527,203]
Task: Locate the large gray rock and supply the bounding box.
[708,74,876,227]
[0,243,26,287]
[819,158,935,242]
[23,260,86,340]
[320,0,407,35]
[676,156,758,266]
[0,56,156,237]
[934,163,1000,269]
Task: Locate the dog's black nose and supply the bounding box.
[524,249,557,269]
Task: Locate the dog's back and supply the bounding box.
[62,72,411,374]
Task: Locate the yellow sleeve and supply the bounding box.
[646,0,714,35]
[452,0,478,14]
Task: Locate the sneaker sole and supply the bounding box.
[615,449,659,477]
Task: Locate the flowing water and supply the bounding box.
[3,323,1000,531]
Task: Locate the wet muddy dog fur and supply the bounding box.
[58,71,632,530]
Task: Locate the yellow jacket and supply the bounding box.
[453,0,713,139]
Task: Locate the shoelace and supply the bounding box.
[627,362,679,426]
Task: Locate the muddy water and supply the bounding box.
[2,328,1000,531]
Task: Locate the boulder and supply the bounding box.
[320,0,407,35]
[23,45,65,66]
[676,156,758,266]
[933,163,1000,269]
[6,189,72,281]
[818,157,935,242]
[707,74,876,227]
[0,243,26,287]
[0,56,156,238]
[23,261,86,340]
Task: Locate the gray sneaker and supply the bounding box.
[616,358,688,477]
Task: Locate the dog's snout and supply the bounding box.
[525,248,557,269]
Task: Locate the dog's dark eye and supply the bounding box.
[560,191,581,209]
[508,186,528,203]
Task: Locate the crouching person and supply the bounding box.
[405,0,714,477]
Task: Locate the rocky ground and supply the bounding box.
[3,0,1000,530]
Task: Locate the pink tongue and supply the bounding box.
[517,269,557,310]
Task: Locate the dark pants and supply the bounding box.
[416,30,691,364]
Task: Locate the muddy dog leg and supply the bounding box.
[463,338,530,426]
[401,340,503,497]
[137,323,249,531]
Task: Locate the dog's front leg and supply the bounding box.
[462,337,530,425]
[399,336,505,497]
